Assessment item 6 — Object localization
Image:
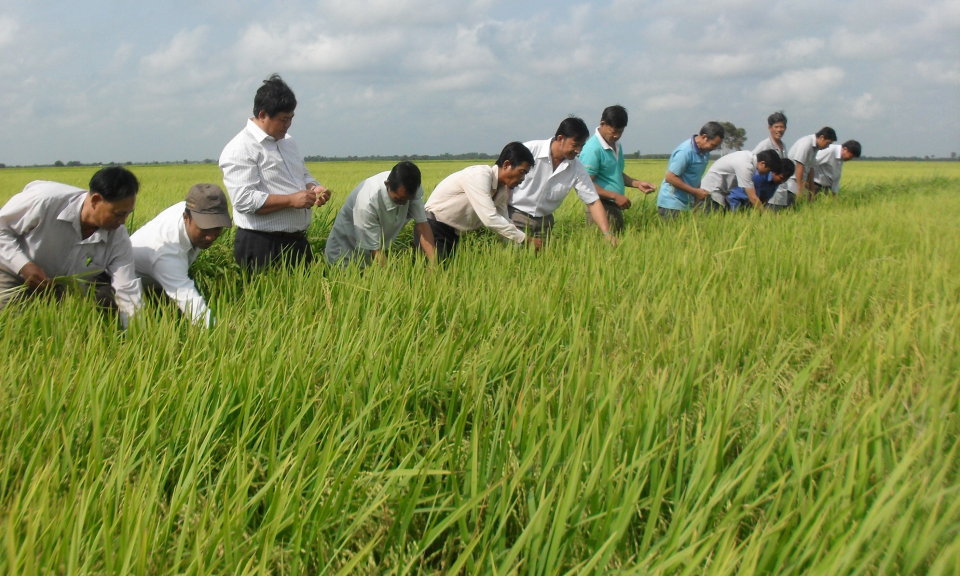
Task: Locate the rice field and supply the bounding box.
[1,161,959,574]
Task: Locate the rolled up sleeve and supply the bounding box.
[463,178,525,244]
[220,148,269,214]
[0,193,43,275]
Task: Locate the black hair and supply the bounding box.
[700,121,725,140]
[778,158,796,178]
[253,74,297,118]
[496,142,535,169]
[386,161,422,196]
[842,140,862,158]
[600,105,629,130]
[815,126,837,142]
[89,166,139,202]
[554,116,590,143]
[767,111,787,126]
[756,150,783,173]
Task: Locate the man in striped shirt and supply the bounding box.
[219,74,332,271]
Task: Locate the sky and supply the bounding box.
[1,0,958,165]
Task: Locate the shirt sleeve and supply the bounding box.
[572,163,601,204]
[666,149,690,178]
[150,251,211,327]
[0,192,45,275]
[354,201,383,251]
[408,187,428,224]
[735,160,756,189]
[462,174,525,244]
[105,231,143,323]
[220,144,270,214]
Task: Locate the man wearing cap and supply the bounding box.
[219,74,331,271]
[130,184,232,327]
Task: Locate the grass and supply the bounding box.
[0,161,958,574]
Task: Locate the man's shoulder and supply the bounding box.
[524,139,551,157]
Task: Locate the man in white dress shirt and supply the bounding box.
[507,116,617,246]
[325,161,436,268]
[417,142,539,260]
[219,74,331,271]
[0,166,142,326]
[813,140,861,195]
[130,184,232,327]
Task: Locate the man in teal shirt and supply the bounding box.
[656,122,725,220]
[579,105,656,234]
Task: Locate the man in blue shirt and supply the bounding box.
[579,105,656,233]
[727,159,795,211]
[656,122,725,220]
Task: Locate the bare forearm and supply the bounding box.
[415,222,436,266]
[665,172,706,198]
[255,194,295,215]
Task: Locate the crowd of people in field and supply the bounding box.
[0,75,861,328]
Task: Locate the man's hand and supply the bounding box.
[311,185,332,207]
[19,262,51,290]
[633,180,656,194]
[605,233,619,248]
[525,237,543,252]
[613,195,632,209]
[691,188,711,201]
[289,189,318,209]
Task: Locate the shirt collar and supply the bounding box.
[690,136,703,155]
[594,128,620,155]
[56,192,105,242]
[246,118,275,143]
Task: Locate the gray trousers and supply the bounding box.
[508,206,555,238]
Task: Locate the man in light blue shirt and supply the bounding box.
[579,105,655,233]
[656,122,725,220]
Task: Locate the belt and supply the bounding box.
[508,206,542,220]
[240,228,307,240]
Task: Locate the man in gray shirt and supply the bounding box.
[325,161,437,268]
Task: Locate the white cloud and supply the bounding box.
[916,60,960,85]
[0,15,17,47]
[848,92,884,120]
[757,66,845,104]
[141,26,210,74]
[644,94,702,111]
[782,37,827,60]
[830,26,898,59]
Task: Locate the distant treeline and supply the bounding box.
[1,154,958,169]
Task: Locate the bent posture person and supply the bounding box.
[0,167,142,325]
[219,74,331,271]
[507,116,618,246]
[579,105,656,234]
[130,184,232,327]
[727,159,796,211]
[326,162,436,268]
[656,122,725,220]
[418,142,539,260]
[813,140,861,195]
[767,127,836,211]
[701,149,782,211]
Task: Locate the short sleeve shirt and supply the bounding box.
[785,134,818,194]
[657,137,710,211]
[324,171,427,267]
[752,137,786,158]
[579,129,625,195]
[702,151,758,205]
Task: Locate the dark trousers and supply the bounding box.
[234,228,313,272]
[414,216,459,261]
[584,198,625,234]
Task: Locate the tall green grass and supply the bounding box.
[0,163,958,574]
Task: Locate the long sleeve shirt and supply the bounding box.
[130,202,211,327]
[424,164,526,244]
[0,180,142,319]
[219,119,320,233]
[507,139,599,217]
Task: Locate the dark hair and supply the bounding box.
[89,166,139,202]
[815,126,837,142]
[496,142,535,169]
[253,74,297,118]
[842,140,862,158]
[778,158,796,178]
[554,116,590,143]
[386,161,422,195]
[767,111,787,126]
[600,105,629,130]
[700,121,725,140]
[756,150,782,173]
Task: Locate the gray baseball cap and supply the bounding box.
[185,183,232,229]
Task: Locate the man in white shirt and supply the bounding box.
[813,140,861,195]
[130,184,232,327]
[507,117,618,246]
[768,127,836,211]
[418,142,539,260]
[700,149,782,211]
[325,161,437,268]
[219,74,331,271]
[0,166,142,326]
